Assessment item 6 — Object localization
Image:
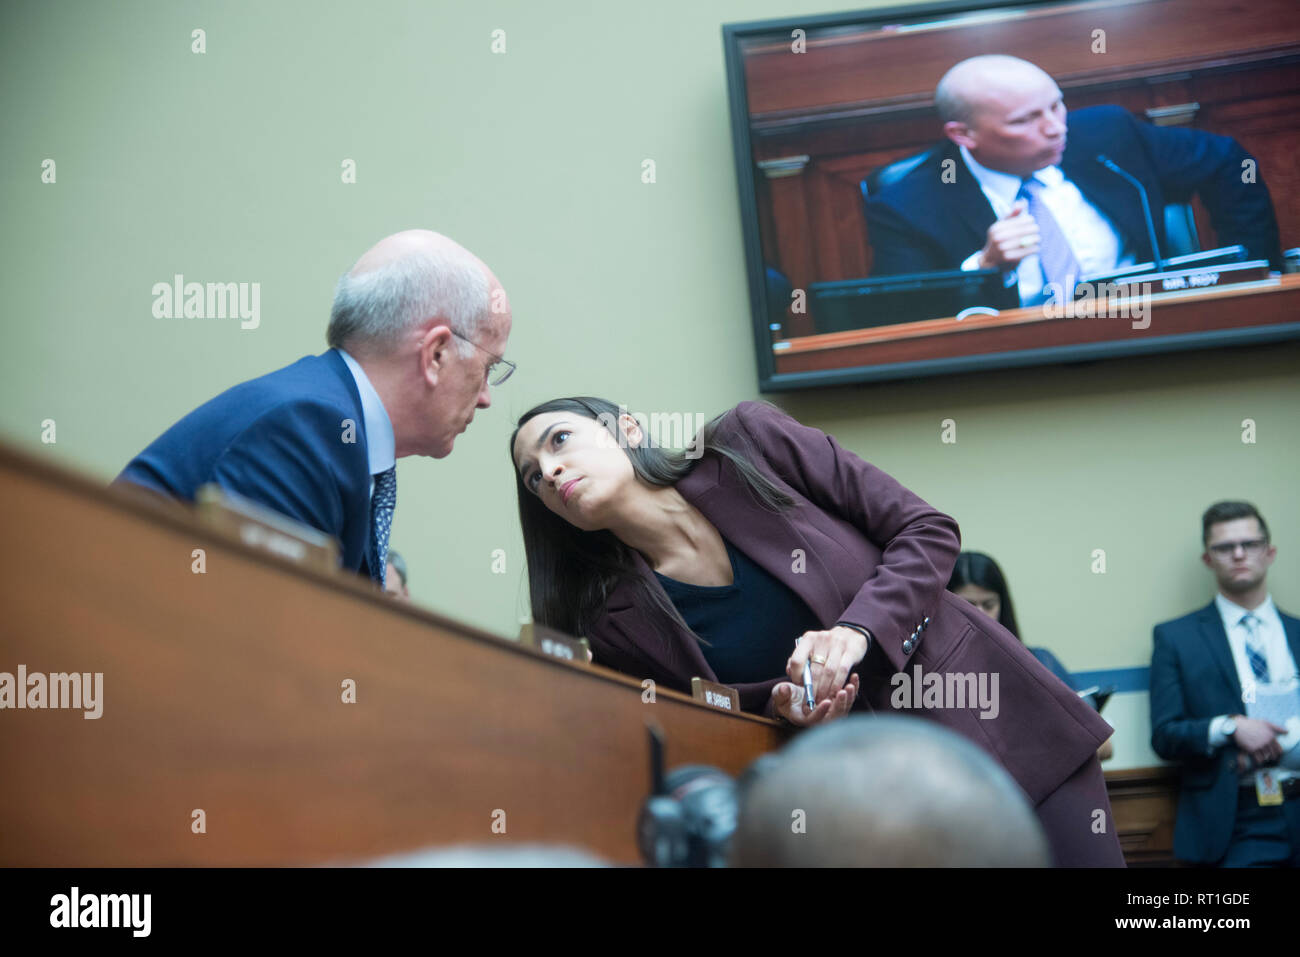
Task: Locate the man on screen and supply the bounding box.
[864,55,1281,306]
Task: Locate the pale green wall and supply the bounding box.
[3,0,1296,768]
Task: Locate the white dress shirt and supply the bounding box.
[958,146,1135,304]
[1206,593,1299,780]
[337,349,395,500]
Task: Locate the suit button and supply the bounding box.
[903,638,915,654]
[922,616,930,629]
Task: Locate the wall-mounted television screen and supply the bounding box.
[722,0,1300,390]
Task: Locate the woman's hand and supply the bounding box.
[788,626,870,704]
[770,674,859,727]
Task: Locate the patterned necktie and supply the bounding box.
[370,466,397,588]
[1018,176,1082,304]
[1240,613,1269,682]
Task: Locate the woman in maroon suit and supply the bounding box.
[509,397,1123,866]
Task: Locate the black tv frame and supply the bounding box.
[720,0,1300,392]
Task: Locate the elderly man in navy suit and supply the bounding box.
[117,229,514,587]
[1150,502,1300,866]
[865,55,1281,306]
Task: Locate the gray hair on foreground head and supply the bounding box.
[327,242,490,356]
[730,714,1050,867]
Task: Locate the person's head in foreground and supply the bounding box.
[729,714,1051,867]
[936,54,1066,178]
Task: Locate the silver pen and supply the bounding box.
[803,661,817,711]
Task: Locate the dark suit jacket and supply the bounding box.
[865,104,1282,299]
[1150,600,1300,863]
[585,401,1113,807]
[115,349,374,575]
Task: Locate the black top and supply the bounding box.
[654,538,823,685]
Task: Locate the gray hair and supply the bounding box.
[731,715,1050,867]
[327,244,491,356]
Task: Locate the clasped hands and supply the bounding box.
[769,626,868,727]
[1232,717,1290,773]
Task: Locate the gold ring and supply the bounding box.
[811,655,828,666]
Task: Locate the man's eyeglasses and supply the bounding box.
[450,329,515,386]
[1207,539,1268,558]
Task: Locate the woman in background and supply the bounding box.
[948,551,1113,761]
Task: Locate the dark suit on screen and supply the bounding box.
[865,104,1282,298]
[1150,601,1300,863]
[116,349,374,575]
[585,400,1124,866]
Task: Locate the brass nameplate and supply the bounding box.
[691,677,739,712]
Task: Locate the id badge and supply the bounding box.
[1255,770,1283,806]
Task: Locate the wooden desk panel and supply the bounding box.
[0,448,788,866]
[773,273,1300,374]
[1105,765,1182,867]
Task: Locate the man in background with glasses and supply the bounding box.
[1151,501,1300,866]
[118,229,513,591]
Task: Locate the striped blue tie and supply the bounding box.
[370,466,397,588]
[1019,176,1082,304]
[1241,614,1269,682]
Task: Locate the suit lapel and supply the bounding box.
[1061,147,1151,262]
[945,144,999,256]
[597,452,848,688]
[600,551,716,684]
[1283,612,1300,677]
[676,454,847,631]
[1196,602,1242,705]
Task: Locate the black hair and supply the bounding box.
[1202,501,1269,545]
[509,397,794,641]
[947,551,1021,641]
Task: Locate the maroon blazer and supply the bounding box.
[584,401,1113,806]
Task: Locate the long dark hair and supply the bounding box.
[947,551,1021,640]
[509,397,795,641]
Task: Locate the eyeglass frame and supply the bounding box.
[448,328,515,386]
[1206,538,1269,558]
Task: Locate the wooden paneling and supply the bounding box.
[774,273,1300,374]
[0,446,788,866]
[1106,765,1182,867]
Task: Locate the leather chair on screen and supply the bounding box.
[859,149,1201,259]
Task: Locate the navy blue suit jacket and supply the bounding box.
[1149,600,1300,863]
[865,104,1282,301]
[116,350,374,575]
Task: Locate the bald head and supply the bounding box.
[936,55,1054,125]
[730,716,1050,867]
[934,55,1067,177]
[327,229,506,357]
